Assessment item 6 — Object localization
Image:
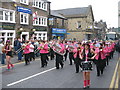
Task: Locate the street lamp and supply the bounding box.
[19,27,23,31]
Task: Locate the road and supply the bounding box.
[1,52,120,89]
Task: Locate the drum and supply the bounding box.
[81,61,93,72]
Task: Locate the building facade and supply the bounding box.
[48,11,67,40]
[53,5,94,41]
[0,0,50,44]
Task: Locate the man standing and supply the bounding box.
[14,38,18,55]
[17,38,23,62]
[0,40,5,65]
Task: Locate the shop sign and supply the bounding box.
[17,6,32,14]
[0,23,15,30]
[52,28,66,33]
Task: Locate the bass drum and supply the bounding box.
[81,61,93,72]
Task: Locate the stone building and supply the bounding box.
[48,10,67,40]
[52,5,94,41]
[0,0,50,44]
[94,20,107,40]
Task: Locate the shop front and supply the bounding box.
[52,28,66,40]
[33,26,47,40]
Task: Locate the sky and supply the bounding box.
[49,0,119,28]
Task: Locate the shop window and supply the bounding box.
[10,33,13,36]
[2,33,5,36]
[43,37,45,40]
[43,33,46,36]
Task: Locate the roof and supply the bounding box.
[51,11,66,19]
[52,6,90,17]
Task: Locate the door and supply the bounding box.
[21,32,29,41]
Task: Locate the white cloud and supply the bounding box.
[49,0,119,28]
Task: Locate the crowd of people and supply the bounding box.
[0,38,120,89]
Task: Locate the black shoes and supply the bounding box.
[83,86,90,89]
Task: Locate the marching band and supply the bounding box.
[0,38,119,89]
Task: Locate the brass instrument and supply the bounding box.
[15,44,26,54]
[34,43,46,53]
[68,45,74,52]
[53,43,66,56]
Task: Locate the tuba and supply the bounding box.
[53,43,66,56]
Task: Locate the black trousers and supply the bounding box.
[40,53,47,67]
[69,52,74,65]
[55,53,64,69]
[50,48,54,60]
[24,53,30,65]
[74,57,82,72]
[64,50,68,61]
[95,59,105,76]
[29,52,35,61]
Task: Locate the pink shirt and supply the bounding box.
[24,45,30,54]
[38,44,48,54]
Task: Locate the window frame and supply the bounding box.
[32,0,47,11]
[20,12,29,25]
[20,0,29,5]
[33,16,47,26]
[0,8,15,23]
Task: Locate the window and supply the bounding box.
[39,18,41,24]
[44,3,46,9]
[5,11,9,21]
[36,1,38,7]
[0,11,3,20]
[20,0,29,5]
[42,18,44,25]
[20,12,29,25]
[44,18,46,25]
[39,2,41,8]
[0,8,15,23]
[10,12,13,21]
[36,18,38,24]
[21,14,23,23]
[33,16,47,26]
[77,21,81,28]
[32,0,47,11]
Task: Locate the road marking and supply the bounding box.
[109,60,119,89]
[7,67,56,87]
[0,59,40,68]
[115,74,119,89]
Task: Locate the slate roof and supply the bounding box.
[51,11,66,19]
[52,7,90,17]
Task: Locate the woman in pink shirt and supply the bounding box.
[23,41,30,65]
[53,40,65,69]
[94,43,107,77]
[38,40,48,68]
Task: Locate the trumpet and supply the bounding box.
[15,44,26,54]
[34,43,46,53]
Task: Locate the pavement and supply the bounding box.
[1,52,120,89]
